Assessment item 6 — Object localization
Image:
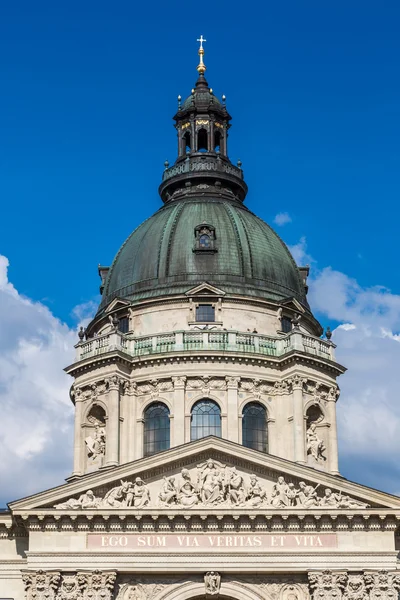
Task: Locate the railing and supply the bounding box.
[75,329,335,363]
[162,156,243,182]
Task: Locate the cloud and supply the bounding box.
[273,212,292,226]
[289,236,313,266]
[0,255,85,505]
[308,266,400,494]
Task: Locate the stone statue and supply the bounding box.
[103,480,134,507]
[178,469,199,506]
[296,482,320,508]
[246,474,266,507]
[85,424,106,459]
[271,476,290,508]
[132,477,150,508]
[205,571,221,595]
[226,467,246,506]
[199,459,223,504]
[158,476,177,505]
[306,423,326,462]
[55,490,101,510]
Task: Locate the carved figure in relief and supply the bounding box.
[103,480,133,507]
[296,482,319,508]
[271,476,290,507]
[319,488,341,507]
[132,477,150,508]
[178,469,199,506]
[158,476,177,505]
[199,459,223,504]
[226,467,246,505]
[205,571,221,595]
[246,474,266,507]
[85,424,106,459]
[55,489,101,510]
[306,423,326,462]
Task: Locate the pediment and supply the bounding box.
[104,297,131,313]
[280,297,306,313]
[185,282,226,297]
[9,438,400,513]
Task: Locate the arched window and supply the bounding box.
[183,131,191,154]
[191,399,221,441]
[242,402,268,453]
[199,233,211,248]
[197,128,208,152]
[143,402,170,457]
[214,130,222,152]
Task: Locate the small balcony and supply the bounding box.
[75,329,335,364]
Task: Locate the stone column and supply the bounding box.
[225,377,240,443]
[326,386,340,475]
[71,387,84,477]
[172,376,186,447]
[104,376,120,467]
[292,376,306,464]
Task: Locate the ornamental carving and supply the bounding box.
[205,572,221,595]
[54,460,369,511]
[23,570,61,600]
[342,575,367,600]
[308,570,347,600]
[306,424,326,463]
[136,380,173,397]
[364,571,400,600]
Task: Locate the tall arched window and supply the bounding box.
[242,402,268,453]
[191,399,221,441]
[197,128,208,152]
[183,131,191,154]
[143,402,170,457]
[214,130,222,152]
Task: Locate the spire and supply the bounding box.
[196,35,206,75]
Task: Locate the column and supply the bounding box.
[104,376,120,467]
[292,376,306,464]
[172,376,186,447]
[71,387,84,477]
[225,377,240,443]
[326,387,340,475]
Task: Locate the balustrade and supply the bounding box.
[76,329,334,362]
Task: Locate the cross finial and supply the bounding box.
[197,35,206,50]
[196,35,207,74]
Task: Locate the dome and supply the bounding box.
[98,198,309,313]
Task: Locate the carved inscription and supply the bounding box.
[87,533,337,551]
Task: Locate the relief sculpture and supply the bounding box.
[53,459,369,510]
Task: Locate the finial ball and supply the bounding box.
[222,94,226,101]
[177,95,181,101]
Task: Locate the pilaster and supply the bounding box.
[292,375,306,464]
[172,376,186,446]
[71,387,84,477]
[104,376,121,467]
[326,386,340,475]
[226,376,240,443]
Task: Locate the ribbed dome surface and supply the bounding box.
[99,198,309,313]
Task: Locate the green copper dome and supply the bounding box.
[99,197,309,313]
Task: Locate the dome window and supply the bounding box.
[195,304,215,322]
[193,223,217,253]
[281,316,292,333]
[118,316,129,334]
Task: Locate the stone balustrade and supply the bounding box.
[76,329,335,363]
[162,156,243,182]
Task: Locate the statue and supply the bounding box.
[319,488,341,507]
[271,476,290,508]
[132,477,150,508]
[226,467,246,506]
[205,571,221,595]
[54,489,101,510]
[296,482,319,507]
[247,474,266,507]
[306,423,326,462]
[103,480,133,507]
[178,469,199,506]
[158,476,177,505]
[199,459,223,504]
[85,424,106,459]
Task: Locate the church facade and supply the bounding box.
[2,40,400,600]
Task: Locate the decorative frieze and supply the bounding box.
[308,570,347,599]
[23,570,116,600]
[53,459,368,511]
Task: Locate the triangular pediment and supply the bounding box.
[280,297,306,313]
[104,297,131,313]
[185,282,226,297]
[9,438,400,514]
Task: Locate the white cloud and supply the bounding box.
[289,236,314,267]
[308,266,400,493]
[0,255,85,505]
[273,212,292,226]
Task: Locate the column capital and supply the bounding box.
[225,376,240,389]
[328,385,340,402]
[105,375,121,391]
[123,380,137,396]
[172,375,187,389]
[308,570,347,599]
[22,570,61,600]
[291,375,307,391]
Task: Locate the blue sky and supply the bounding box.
[1,1,400,503]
